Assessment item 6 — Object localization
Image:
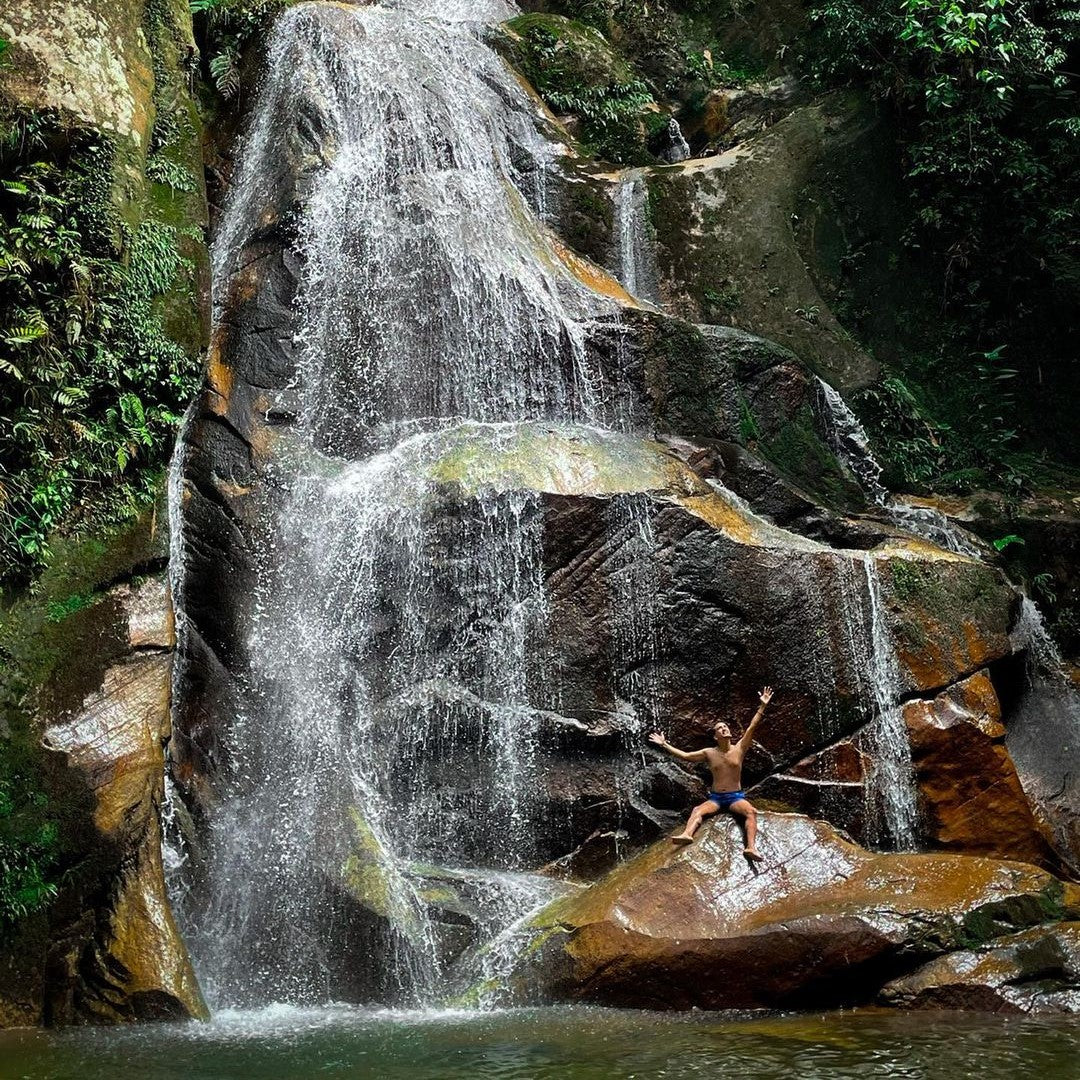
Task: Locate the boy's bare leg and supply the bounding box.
[672,799,721,845]
[729,799,762,861]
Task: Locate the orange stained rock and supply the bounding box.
[45,654,172,839]
[103,816,210,1021]
[903,672,1061,870]
[677,493,762,545]
[205,340,233,412]
[535,813,1074,945]
[549,235,639,305]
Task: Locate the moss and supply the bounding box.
[885,558,1004,637]
[756,403,858,507]
[497,13,658,164]
[0,0,207,582]
[0,498,161,929]
[559,175,614,263]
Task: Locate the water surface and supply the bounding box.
[3,1005,1079,1080]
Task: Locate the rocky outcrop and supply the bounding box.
[0,508,206,1027]
[881,922,1080,1014]
[903,671,1061,871]
[508,812,1080,1010]
[646,98,879,390]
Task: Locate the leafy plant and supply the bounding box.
[190,0,290,100]
[506,16,658,164]
[992,533,1025,551]
[0,751,59,925]
[0,134,200,578]
[806,0,1080,448]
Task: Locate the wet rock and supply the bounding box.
[509,813,1080,1010]
[750,738,868,838]
[12,565,206,1025]
[881,922,1080,1014]
[652,116,690,164]
[903,671,1062,871]
[881,555,1016,694]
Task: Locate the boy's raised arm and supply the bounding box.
[649,731,708,763]
[737,686,774,752]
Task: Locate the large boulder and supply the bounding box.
[903,670,1061,872]
[646,98,879,389]
[0,508,207,1027]
[880,922,1080,1014]
[507,812,1080,1010]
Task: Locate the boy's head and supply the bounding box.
[712,721,732,746]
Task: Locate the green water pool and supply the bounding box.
[2,1005,1078,1080]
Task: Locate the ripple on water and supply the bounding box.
[3,1007,1080,1080]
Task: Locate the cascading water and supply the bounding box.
[1006,596,1080,869]
[816,378,983,558]
[172,0,656,1010]
[611,172,660,305]
[838,555,920,850]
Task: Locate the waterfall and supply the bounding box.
[611,172,660,305]
[173,0,657,1009]
[816,378,983,558]
[839,555,920,850]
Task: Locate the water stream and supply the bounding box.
[838,555,920,850]
[172,0,650,1010]
[611,171,660,305]
[816,378,983,558]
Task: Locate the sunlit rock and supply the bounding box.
[508,812,1080,1010]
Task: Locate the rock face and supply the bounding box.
[510,813,1080,1011]
[646,98,879,390]
[881,922,1080,1014]
[163,3,1078,1016]
[0,509,206,1028]
[903,671,1061,871]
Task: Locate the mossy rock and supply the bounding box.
[497,13,659,164]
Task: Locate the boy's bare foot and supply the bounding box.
[743,847,763,862]
[671,834,694,846]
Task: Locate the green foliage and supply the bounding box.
[190,0,290,100]
[505,15,657,163]
[0,131,200,579]
[992,532,1025,550]
[807,0,1080,357]
[0,731,59,925]
[850,333,1070,494]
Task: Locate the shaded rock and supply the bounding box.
[903,671,1061,871]
[510,813,1080,1010]
[0,500,207,1027]
[20,569,205,1024]
[646,98,879,389]
[881,922,1080,1014]
[750,738,868,838]
[1004,606,1080,878]
[698,78,802,150]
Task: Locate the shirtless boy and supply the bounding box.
[649,686,774,861]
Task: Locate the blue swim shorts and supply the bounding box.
[707,790,746,809]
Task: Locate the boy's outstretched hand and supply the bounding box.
[648,732,667,746]
[759,686,774,705]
